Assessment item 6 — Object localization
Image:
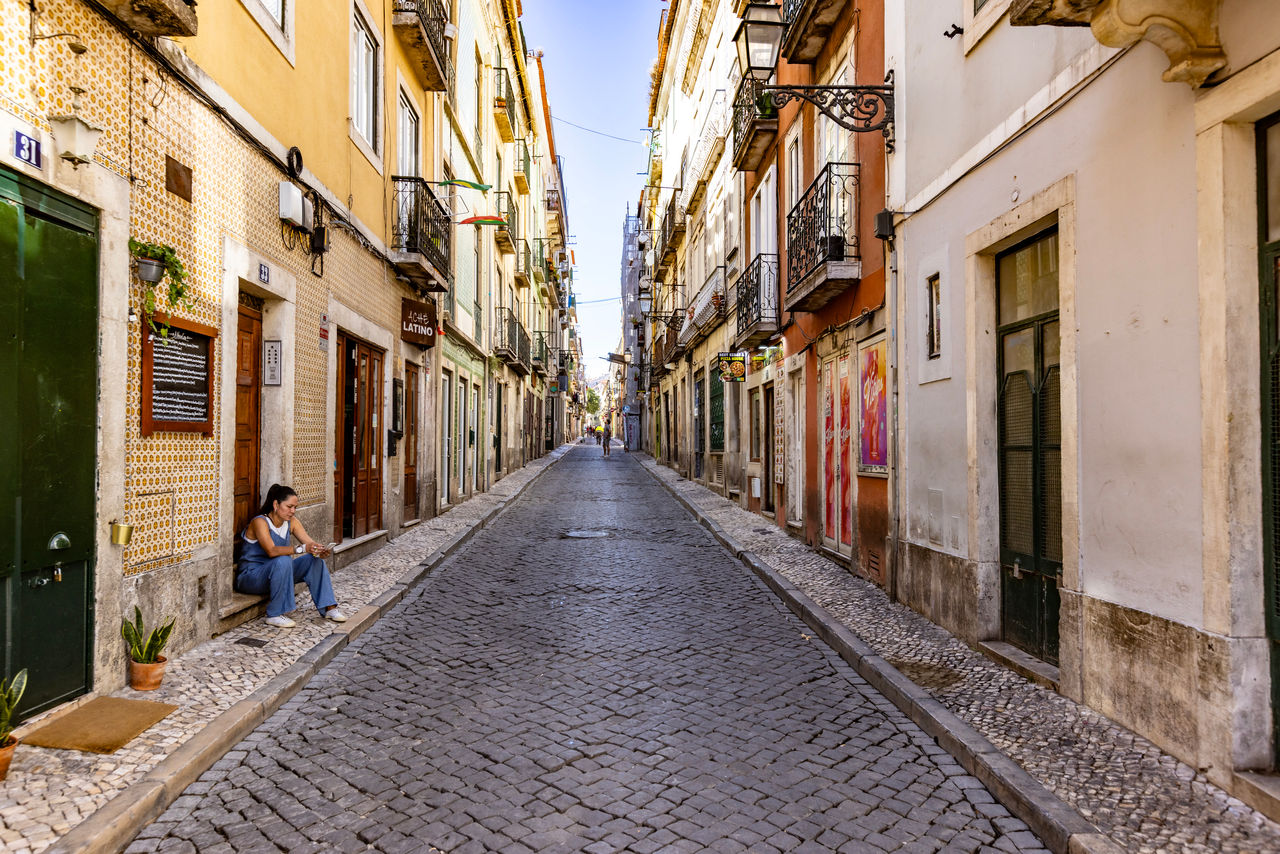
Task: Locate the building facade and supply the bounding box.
[1,0,577,718]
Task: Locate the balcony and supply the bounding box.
[685,91,728,215]
[514,138,531,194]
[659,194,686,266]
[732,76,778,173]
[785,162,861,312]
[531,331,549,376]
[393,0,451,92]
[780,0,849,65]
[99,0,196,37]
[494,190,517,255]
[514,239,532,287]
[495,307,531,376]
[493,66,516,143]
[390,177,451,291]
[735,253,780,349]
[533,239,548,283]
[546,188,565,241]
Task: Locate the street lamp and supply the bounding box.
[732,2,895,144]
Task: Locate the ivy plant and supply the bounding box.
[129,238,192,338]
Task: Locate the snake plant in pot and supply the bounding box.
[0,669,27,781]
[122,607,175,691]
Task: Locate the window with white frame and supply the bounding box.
[351,10,379,148]
[397,91,420,177]
[926,274,942,359]
[263,0,283,23]
[751,167,777,257]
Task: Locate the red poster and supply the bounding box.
[839,355,852,547]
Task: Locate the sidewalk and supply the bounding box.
[640,456,1280,854]
[0,446,570,854]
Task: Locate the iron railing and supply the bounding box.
[393,0,448,76]
[495,190,517,245]
[662,193,685,256]
[515,138,531,189]
[515,239,532,282]
[494,66,515,131]
[546,187,563,217]
[782,0,805,24]
[391,176,452,278]
[786,162,860,293]
[736,253,779,338]
[732,76,775,164]
[531,330,549,373]
[516,321,531,372]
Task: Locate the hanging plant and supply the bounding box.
[129,238,192,338]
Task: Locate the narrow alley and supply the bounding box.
[126,445,1048,854]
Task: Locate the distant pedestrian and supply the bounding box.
[603,422,612,456]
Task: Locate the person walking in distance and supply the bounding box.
[602,419,613,457]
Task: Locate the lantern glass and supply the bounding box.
[734,3,785,81]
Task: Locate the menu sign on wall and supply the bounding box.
[142,316,217,436]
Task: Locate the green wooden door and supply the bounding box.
[1258,113,1280,766]
[997,229,1062,666]
[0,168,98,717]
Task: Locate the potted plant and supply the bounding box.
[128,238,192,337]
[121,606,175,691]
[0,669,27,781]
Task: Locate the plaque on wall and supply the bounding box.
[142,315,218,437]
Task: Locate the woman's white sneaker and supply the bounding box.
[324,608,348,623]
[264,614,296,628]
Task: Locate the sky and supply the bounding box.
[519,0,662,380]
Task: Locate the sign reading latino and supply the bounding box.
[401,297,437,347]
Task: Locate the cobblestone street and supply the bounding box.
[127,445,1048,854]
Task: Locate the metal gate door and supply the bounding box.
[997,229,1062,666]
[1258,111,1280,765]
[0,168,98,716]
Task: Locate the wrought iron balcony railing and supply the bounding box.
[516,322,531,373]
[514,239,532,286]
[494,306,519,362]
[736,253,780,339]
[531,330,549,374]
[732,76,777,169]
[493,66,516,142]
[391,176,452,280]
[786,161,860,293]
[393,0,450,91]
[495,190,517,254]
[514,138,531,194]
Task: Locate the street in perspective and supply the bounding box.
[6,0,1280,852]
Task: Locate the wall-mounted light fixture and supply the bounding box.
[733,2,895,147]
[48,85,104,167]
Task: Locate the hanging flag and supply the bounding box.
[459,215,507,226]
[436,179,492,192]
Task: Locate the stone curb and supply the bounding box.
[639,457,1125,854]
[47,447,571,854]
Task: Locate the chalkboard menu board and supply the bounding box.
[141,315,217,436]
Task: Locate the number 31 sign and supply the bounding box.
[13,131,42,169]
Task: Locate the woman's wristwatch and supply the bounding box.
[295,545,305,555]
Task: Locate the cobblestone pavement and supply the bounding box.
[0,448,566,854]
[638,458,1280,854]
[128,445,1049,854]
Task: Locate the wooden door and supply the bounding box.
[234,301,262,535]
[335,332,384,541]
[1258,111,1280,763]
[404,362,419,519]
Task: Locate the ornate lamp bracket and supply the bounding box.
[762,73,896,150]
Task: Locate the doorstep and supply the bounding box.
[1234,771,1280,825]
[332,529,388,571]
[977,639,1060,691]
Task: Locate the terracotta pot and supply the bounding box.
[128,656,167,691]
[0,736,17,781]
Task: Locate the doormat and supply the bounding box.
[21,696,178,754]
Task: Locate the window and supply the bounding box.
[963,0,1014,52]
[926,274,942,359]
[786,134,801,214]
[396,91,420,177]
[263,0,283,23]
[474,50,484,167]
[351,10,379,147]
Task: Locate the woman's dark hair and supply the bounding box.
[257,484,297,518]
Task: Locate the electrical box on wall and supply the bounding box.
[279,181,304,227]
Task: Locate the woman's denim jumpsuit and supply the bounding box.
[234,516,337,617]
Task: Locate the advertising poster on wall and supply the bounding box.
[858,337,889,474]
[718,352,747,382]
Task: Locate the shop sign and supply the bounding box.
[401,297,437,347]
[718,352,747,382]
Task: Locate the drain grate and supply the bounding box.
[235,637,270,648]
[563,530,609,539]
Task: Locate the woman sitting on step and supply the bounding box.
[235,484,348,628]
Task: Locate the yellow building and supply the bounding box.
[0,0,575,715]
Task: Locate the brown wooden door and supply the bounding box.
[234,303,262,535]
[335,332,384,541]
[404,362,419,519]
